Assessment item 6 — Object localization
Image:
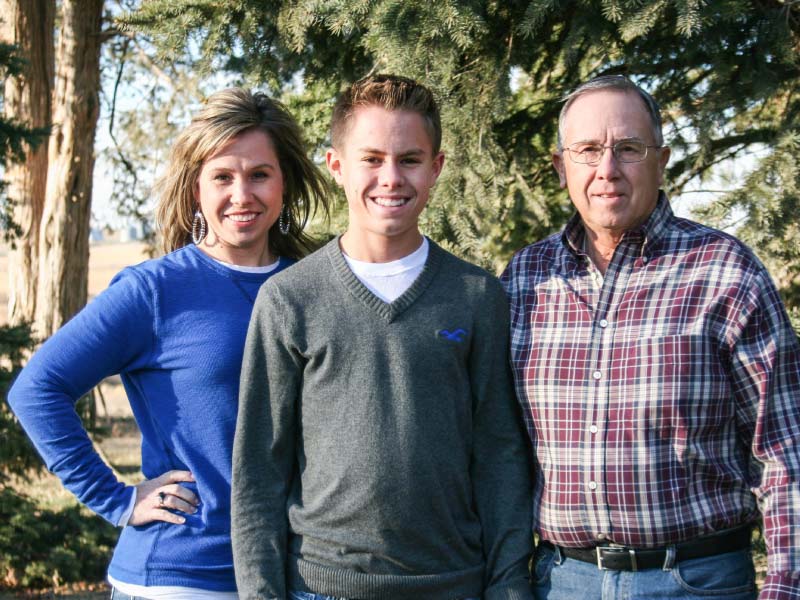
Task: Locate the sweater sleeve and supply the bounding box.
[469,279,534,600]
[232,281,302,600]
[7,268,155,525]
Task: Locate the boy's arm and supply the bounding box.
[232,282,301,600]
[470,280,534,600]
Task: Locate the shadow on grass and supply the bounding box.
[0,586,108,599]
[111,466,140,476]
[0,487,118,591]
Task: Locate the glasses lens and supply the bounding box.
[568,143,603,164]
[566,141,651,164]
[614,141,647,163]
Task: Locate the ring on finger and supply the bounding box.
[158,491,166,507]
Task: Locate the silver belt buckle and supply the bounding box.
[596,546,638,571]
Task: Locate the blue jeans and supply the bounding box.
[531,543,757,600]
[290,591,480,600]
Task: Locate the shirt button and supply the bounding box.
[590,425,598,434]
[596,533,606,540]
[599,319,609,328]
[588,481,597,490]
[592,371,602,380]
[642,256,649,264]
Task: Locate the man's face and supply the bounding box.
[326,105,444,260]
[552,89,670,241]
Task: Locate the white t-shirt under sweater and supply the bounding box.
[343,238,429,302]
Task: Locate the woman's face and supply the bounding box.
[194,128,284,266]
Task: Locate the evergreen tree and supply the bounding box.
[0,42,47,482]
[0,324,38,481]
[124,1,799,315]
[1,0,54,326]
[693,133,800,333]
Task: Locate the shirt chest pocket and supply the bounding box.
[617,334,733,435]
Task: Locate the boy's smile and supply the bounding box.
[326,105,445,262]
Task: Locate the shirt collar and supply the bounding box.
[561,191,673,260]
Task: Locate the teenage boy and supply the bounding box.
[231,74,534,600]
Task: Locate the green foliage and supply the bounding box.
[0,42,50,482]
[1,320,106,483]
[694,131,800,336]
[0,324,41,482]
[123,0,799,314]
[0,487,118,589]
[0,42,49,245]
[0,44,116,590]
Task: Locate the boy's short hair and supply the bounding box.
[330,74,442,154]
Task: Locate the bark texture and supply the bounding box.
[1,0,54,325]
[35,0,104,336]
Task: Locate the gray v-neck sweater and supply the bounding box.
[232,237,533,600]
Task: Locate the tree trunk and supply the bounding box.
[1,0,54,326]
[35,0,104,336]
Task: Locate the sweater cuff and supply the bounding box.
[760,572,800,599]
[116,486,137,527]
[484,578,533,600]
[95,484,135,526]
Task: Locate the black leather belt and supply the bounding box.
[541,525,752,571]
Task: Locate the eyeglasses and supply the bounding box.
[563,140,662,165]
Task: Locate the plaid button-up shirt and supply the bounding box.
[502,194,800,598]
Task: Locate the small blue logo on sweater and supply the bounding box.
[437,328,468,342]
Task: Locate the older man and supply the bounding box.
[502,75,800,600]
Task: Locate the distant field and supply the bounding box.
[0,241,150,417]
[0,241,150,324]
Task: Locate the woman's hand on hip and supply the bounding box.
[128,470,199,526]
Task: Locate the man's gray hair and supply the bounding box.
[557,75,664,149]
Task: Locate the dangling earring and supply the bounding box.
[192,210,207,244]
[278,204,290,235]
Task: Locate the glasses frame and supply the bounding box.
[563,140,663,165]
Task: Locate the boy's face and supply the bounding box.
[326,105,445,261]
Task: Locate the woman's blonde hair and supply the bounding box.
[155,88,328,259]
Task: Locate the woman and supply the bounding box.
[8,88,328,599]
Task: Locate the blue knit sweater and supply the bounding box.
[9,244,290,590]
